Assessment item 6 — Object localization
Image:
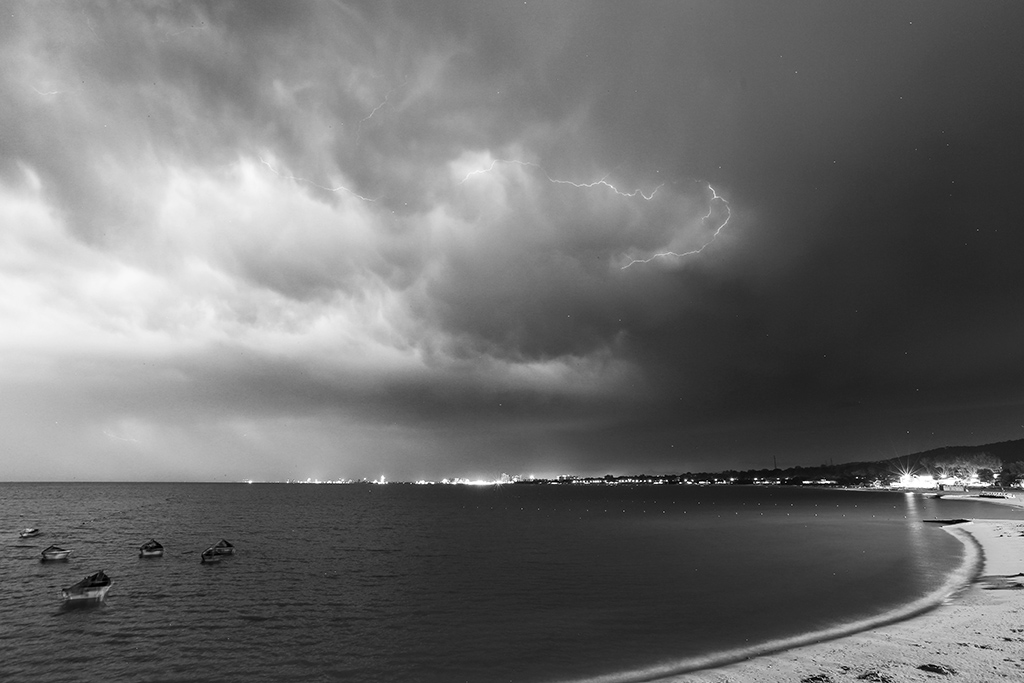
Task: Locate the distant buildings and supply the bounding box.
[266,462,1021,489]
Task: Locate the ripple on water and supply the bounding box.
[2,483,1017,683]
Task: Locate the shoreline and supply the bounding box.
[670,494,1024,682]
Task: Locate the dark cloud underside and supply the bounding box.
[2,1,1023,480]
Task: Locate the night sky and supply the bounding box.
[3,1,1024,481]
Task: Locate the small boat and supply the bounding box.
[19,528,40,538]
[212,539,235,555]
[41,544,72,561]
[200,546,221,564]
[139,539,164,557]
[61,571,112,603]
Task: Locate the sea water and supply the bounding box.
[2,483,1020,682]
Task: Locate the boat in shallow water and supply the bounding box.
[41,545,72,561]
[139,539,164,557]
[200,546,220,564]
[61,571,111,603]
[19,528,40,538]
[212,539,235,555]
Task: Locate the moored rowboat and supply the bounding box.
[41,544,72,561]
[139,539,164,557]
[61,570,111,603]
[212,539,235,555]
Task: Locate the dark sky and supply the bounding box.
[3,1,1024,481]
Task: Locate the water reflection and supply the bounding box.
[902,491,929,571]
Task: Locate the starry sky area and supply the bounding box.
[3,1,1024,481]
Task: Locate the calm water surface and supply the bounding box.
[2,483,1020,682]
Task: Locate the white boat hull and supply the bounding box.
[62,583,111,603]
[213,539,235,555]
[41,551,72,561]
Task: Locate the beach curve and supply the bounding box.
[563,518,984,683]
[668,497,1024,683]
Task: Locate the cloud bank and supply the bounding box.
[3,2,1024,480]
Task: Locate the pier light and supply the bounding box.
[898,472,937,489]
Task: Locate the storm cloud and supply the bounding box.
[3,1,1024,481]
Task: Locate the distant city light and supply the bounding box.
[899,473,937,489]
[250,465,1016,490]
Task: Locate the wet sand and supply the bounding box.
[675,497,1024,683]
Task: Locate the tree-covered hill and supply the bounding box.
[689,438,1024,487]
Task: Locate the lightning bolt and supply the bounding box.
[459,160,501,184]
[258,156,378,202]
[103,430,139,443]
[459,159,662,200]
[620,183,731,269]
[358,79,410,128]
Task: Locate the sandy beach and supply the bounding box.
[674,497,1024,683]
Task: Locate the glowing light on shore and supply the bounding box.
[898,473,937,489]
